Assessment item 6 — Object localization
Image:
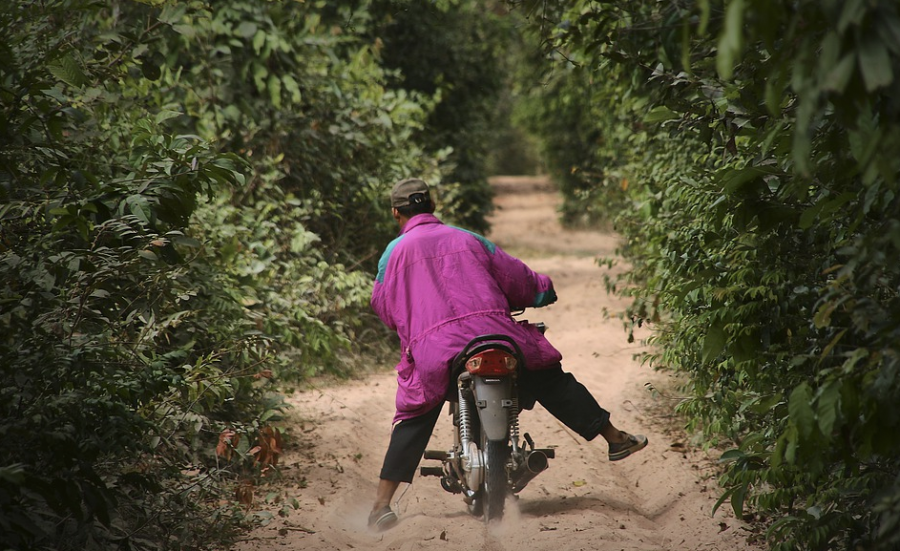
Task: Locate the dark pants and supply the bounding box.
[379,364,611,482]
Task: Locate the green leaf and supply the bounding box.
[172,24,196,38]
[858,35,893,92]
[820,328,848,361]
[127,195,152,225]
[698,0,711,35]
[719,449,745,463]
[268,75,282,109]
[721,166,777,194]
[813,300,836,328]
[172,235,201,248]
[141,55,162,81]
[681,18,692,76]
[282,74,301,104]
[731,484,747,519]
[0,464,25,485]
[712,483,747,518]
[253,63,267,92]
[878,12,900,55]
[643,106,678,123]
[789,382,815,438]
[820,192,857,216]
[799,201,825,229]
[838,0,866,33]
[237,21,258,39]
[716,0,745,80]
[765,72,786,116]
[48,54,87,88]
[253,30,267,53]
[158,4,187,25]
[702,324,726,363]
[749,394,784,414]
[816,382,840,436]
[155,110,182,124]
[822,53,856,93]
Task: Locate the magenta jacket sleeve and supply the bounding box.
[371,234,405,331]
[489,244,557,310]
[371,279,395,330]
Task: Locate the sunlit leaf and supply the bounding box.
[47,54,87,87]
[716,0,745,80]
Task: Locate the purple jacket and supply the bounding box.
[372,214,563,422]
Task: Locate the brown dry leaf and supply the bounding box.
[216,429,239,460]
[235,480,254,507]
[255,426,283,467]
[253,369,274,379]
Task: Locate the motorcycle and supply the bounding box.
[419,323,556,522]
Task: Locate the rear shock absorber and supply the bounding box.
[509,394,521,456]
[458,381,472,450]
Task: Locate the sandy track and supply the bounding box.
[231,176,760,551]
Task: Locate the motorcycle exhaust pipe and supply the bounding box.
[511,449,549,493]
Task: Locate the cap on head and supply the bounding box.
[390,178,431,208]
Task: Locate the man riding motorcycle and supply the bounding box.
[368,178,648,531]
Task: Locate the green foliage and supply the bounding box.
[515,58,636,226]
[369,0,513,233]
[515,0,900,549]
[2,0,488,549]
[0,1,262,545]
[143,0,439,265]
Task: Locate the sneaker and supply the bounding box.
[608,432,648,461]
[367,505,398,532]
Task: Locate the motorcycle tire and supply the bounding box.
[482,433,509,522]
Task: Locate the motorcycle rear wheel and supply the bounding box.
[482,434,509,521]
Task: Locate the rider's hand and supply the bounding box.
[533,287,557,307]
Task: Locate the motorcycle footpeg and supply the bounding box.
[420,466,444,477]
[423,449,449,460]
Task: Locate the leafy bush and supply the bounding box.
[515,0,900,549]
[0,0,453,549]
[0,1,264,546]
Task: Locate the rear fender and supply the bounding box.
[472,376,512,441]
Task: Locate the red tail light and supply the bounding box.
[465,349,518,376]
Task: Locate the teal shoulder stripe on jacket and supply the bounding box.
[449,226,496,254]
[376,234,406,284]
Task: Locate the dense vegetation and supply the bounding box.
[514,1,900,549]
[0,1,508,549]
[7,0,898,549]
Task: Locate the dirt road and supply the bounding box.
[232,176,760,551]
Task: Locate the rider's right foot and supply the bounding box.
[368,505,399,532]
[608,432,648,461]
